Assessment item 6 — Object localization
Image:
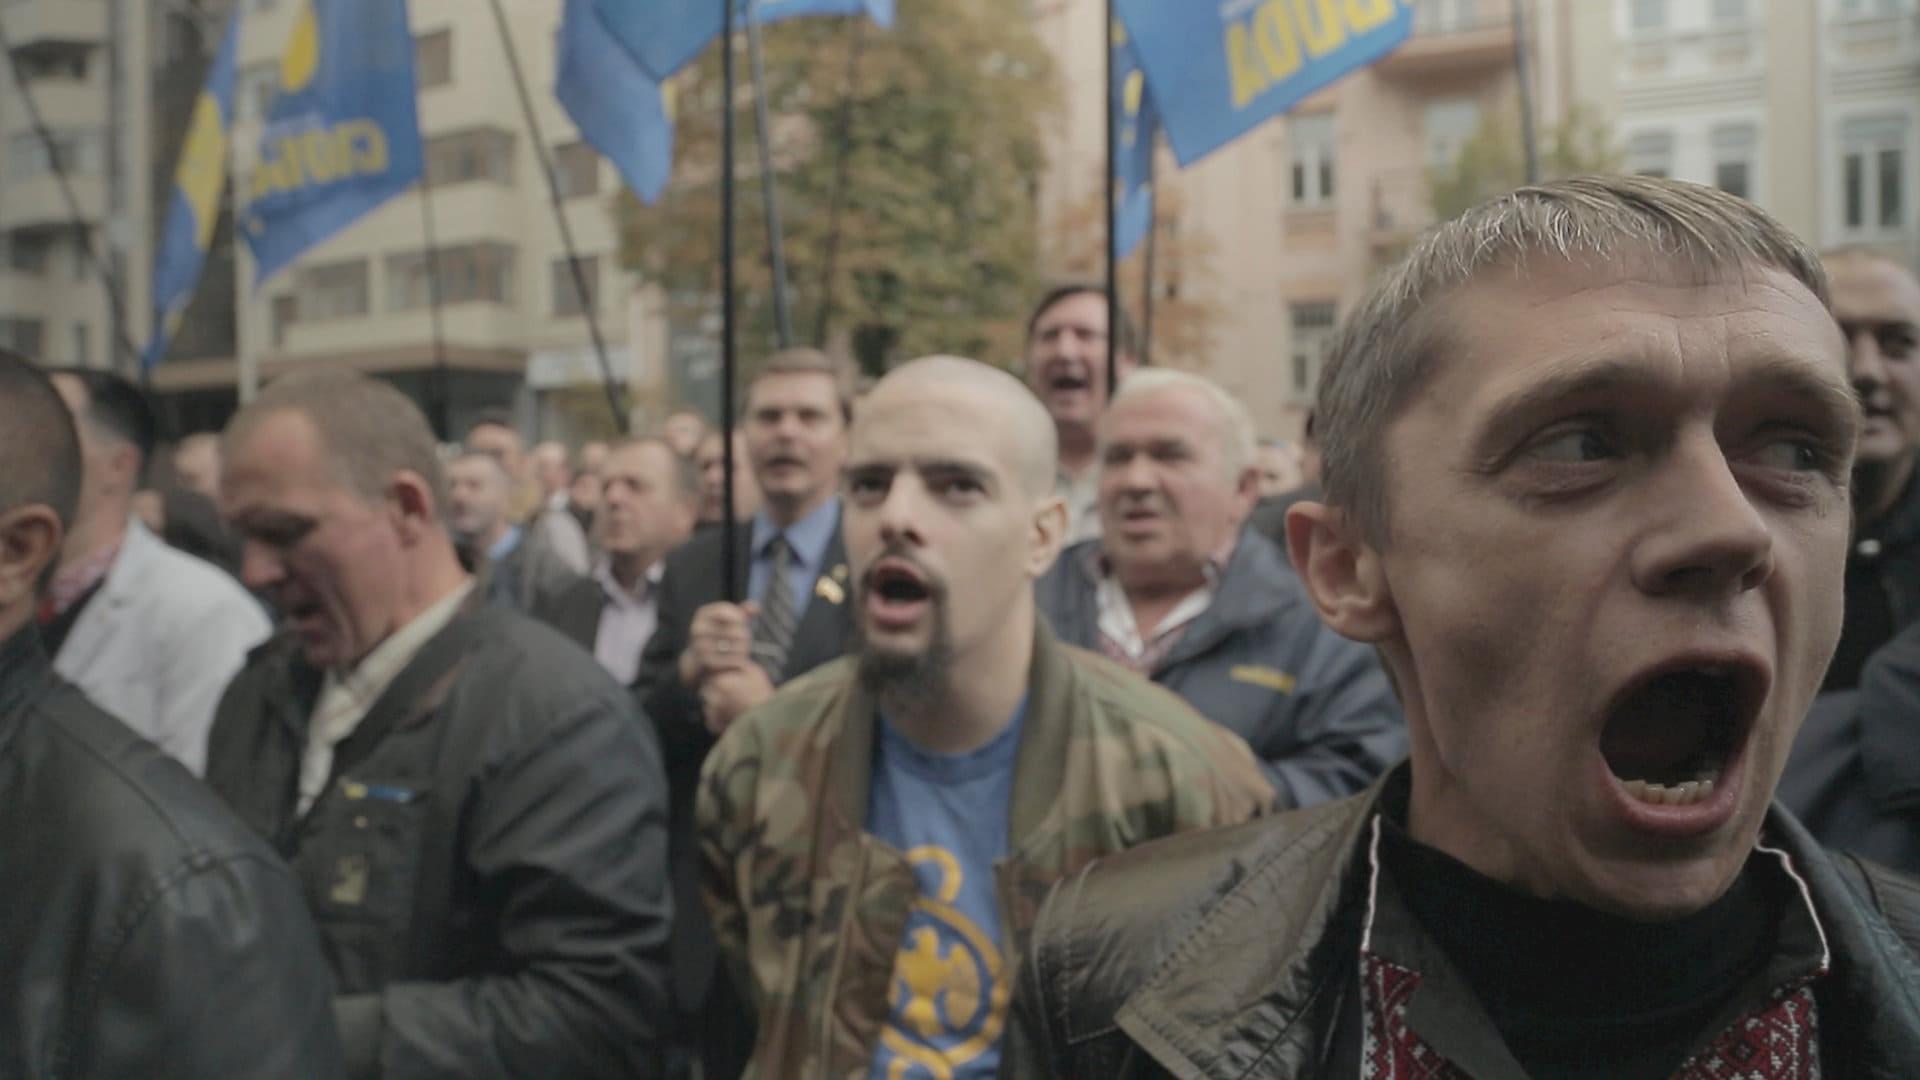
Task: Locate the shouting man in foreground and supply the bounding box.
[1008,176,1920,1077]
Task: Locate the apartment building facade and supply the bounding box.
[1034,0,1919,438]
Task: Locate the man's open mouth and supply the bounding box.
[1599,662,1763,808]
[1048,371,1091,393]
[868,562,932,605]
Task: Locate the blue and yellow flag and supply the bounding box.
[594,0,893,83]
[1113,20,1155,261]
[1115,0,1412,166]
[143,11,240,371]
[242,0,424,283]
[557,0,675,204]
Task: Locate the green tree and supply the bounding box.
[1426,102,1623,221]
[616,0,1058,379]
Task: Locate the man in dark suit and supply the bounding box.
[635,347,857,1079]
[538,438,696,685]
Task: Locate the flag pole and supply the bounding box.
[1139,147,1157,367]
[1103,0,1118,396]
[720,0,742,602]
[745,0,795,348]
[1512,0,1540,184]
[416,175,452,440]
[486,0,628,434]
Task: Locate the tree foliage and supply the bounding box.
[1426,102,1623,221]
[616,0,1058,378]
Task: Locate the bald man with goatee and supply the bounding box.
[697,356,1272,1078]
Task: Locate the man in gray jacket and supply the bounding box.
[206,370,670,1078]
[1035,369,1403,808]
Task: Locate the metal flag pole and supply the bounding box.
[1512,0,1540,184]
[721,0,742,602]
[745,0,795,348]
[1139,147,1157,367]
[1103,0,1119,396]
[416,176,452,440]
[486,0,628,434]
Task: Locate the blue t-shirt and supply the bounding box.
[866,701,1027,1080]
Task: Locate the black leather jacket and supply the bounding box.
[1007,768,1920,1079]
[206,601,671,1079]
[0,626,344,1078]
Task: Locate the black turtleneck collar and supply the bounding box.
[1365,783,1824,1080]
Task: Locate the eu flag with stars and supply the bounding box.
[557,0,675,204]
[593,0,894,83]
[242,0,424,284]
[143,11,239,370]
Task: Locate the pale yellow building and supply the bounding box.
[1034,0,1920,439]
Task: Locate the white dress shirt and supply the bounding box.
[593,559,663,686]
[298,582,473,815]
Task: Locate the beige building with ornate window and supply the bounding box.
[1032,0,1920,439]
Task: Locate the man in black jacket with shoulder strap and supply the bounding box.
[205,370,670,1079]
[0,349,344,1078]
[1008,177,1920,1078]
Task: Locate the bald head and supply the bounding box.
[861,355,1058,498]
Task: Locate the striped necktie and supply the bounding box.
[751,534,798,680]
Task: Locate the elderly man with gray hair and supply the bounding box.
[1007,176,1920,1077]
[1034,367,1403,809]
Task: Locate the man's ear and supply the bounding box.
[1026,495,1070,580]
[1232,464,1261,519]
[0,506,64,612]
[1284,500,1398,644]
[386,470,437,541]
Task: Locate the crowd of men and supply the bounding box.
[2,173,1920,1078]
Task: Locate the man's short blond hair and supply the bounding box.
[226,370,448,514]
[1318,174,1831,543]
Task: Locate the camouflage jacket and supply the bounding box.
[696,618,1277,1078]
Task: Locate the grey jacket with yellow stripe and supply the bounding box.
[1036,530,1405,809]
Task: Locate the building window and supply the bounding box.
[1289,302,1337,397]
[1626,130,1675,178]
[0,318,45,358]
[4,130,102,182]
[1629,0,1668,33]
[1839,0,1909,15]
[1710,0,1748,23]
[416,29,453,89]
[3,233,50,273]
[1841,115,1909,233]
[1711,124,1757,200]
[1414,0,1477,34]
[385,244,516,310]
[1288,113,1336,207]
[271,294,296,347]
[555,141,600,199]
[552,256,600,317]
[298,259,370,321]
[1424,99,1481,170]
[426,128,515,187]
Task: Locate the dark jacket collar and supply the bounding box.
[1052,528,1309,672]
[1855,619,1920,813]
[824,615,1079,850]
[0,623,52,753]
[1865,461,1920,550]
[1115,766,1920,1079]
